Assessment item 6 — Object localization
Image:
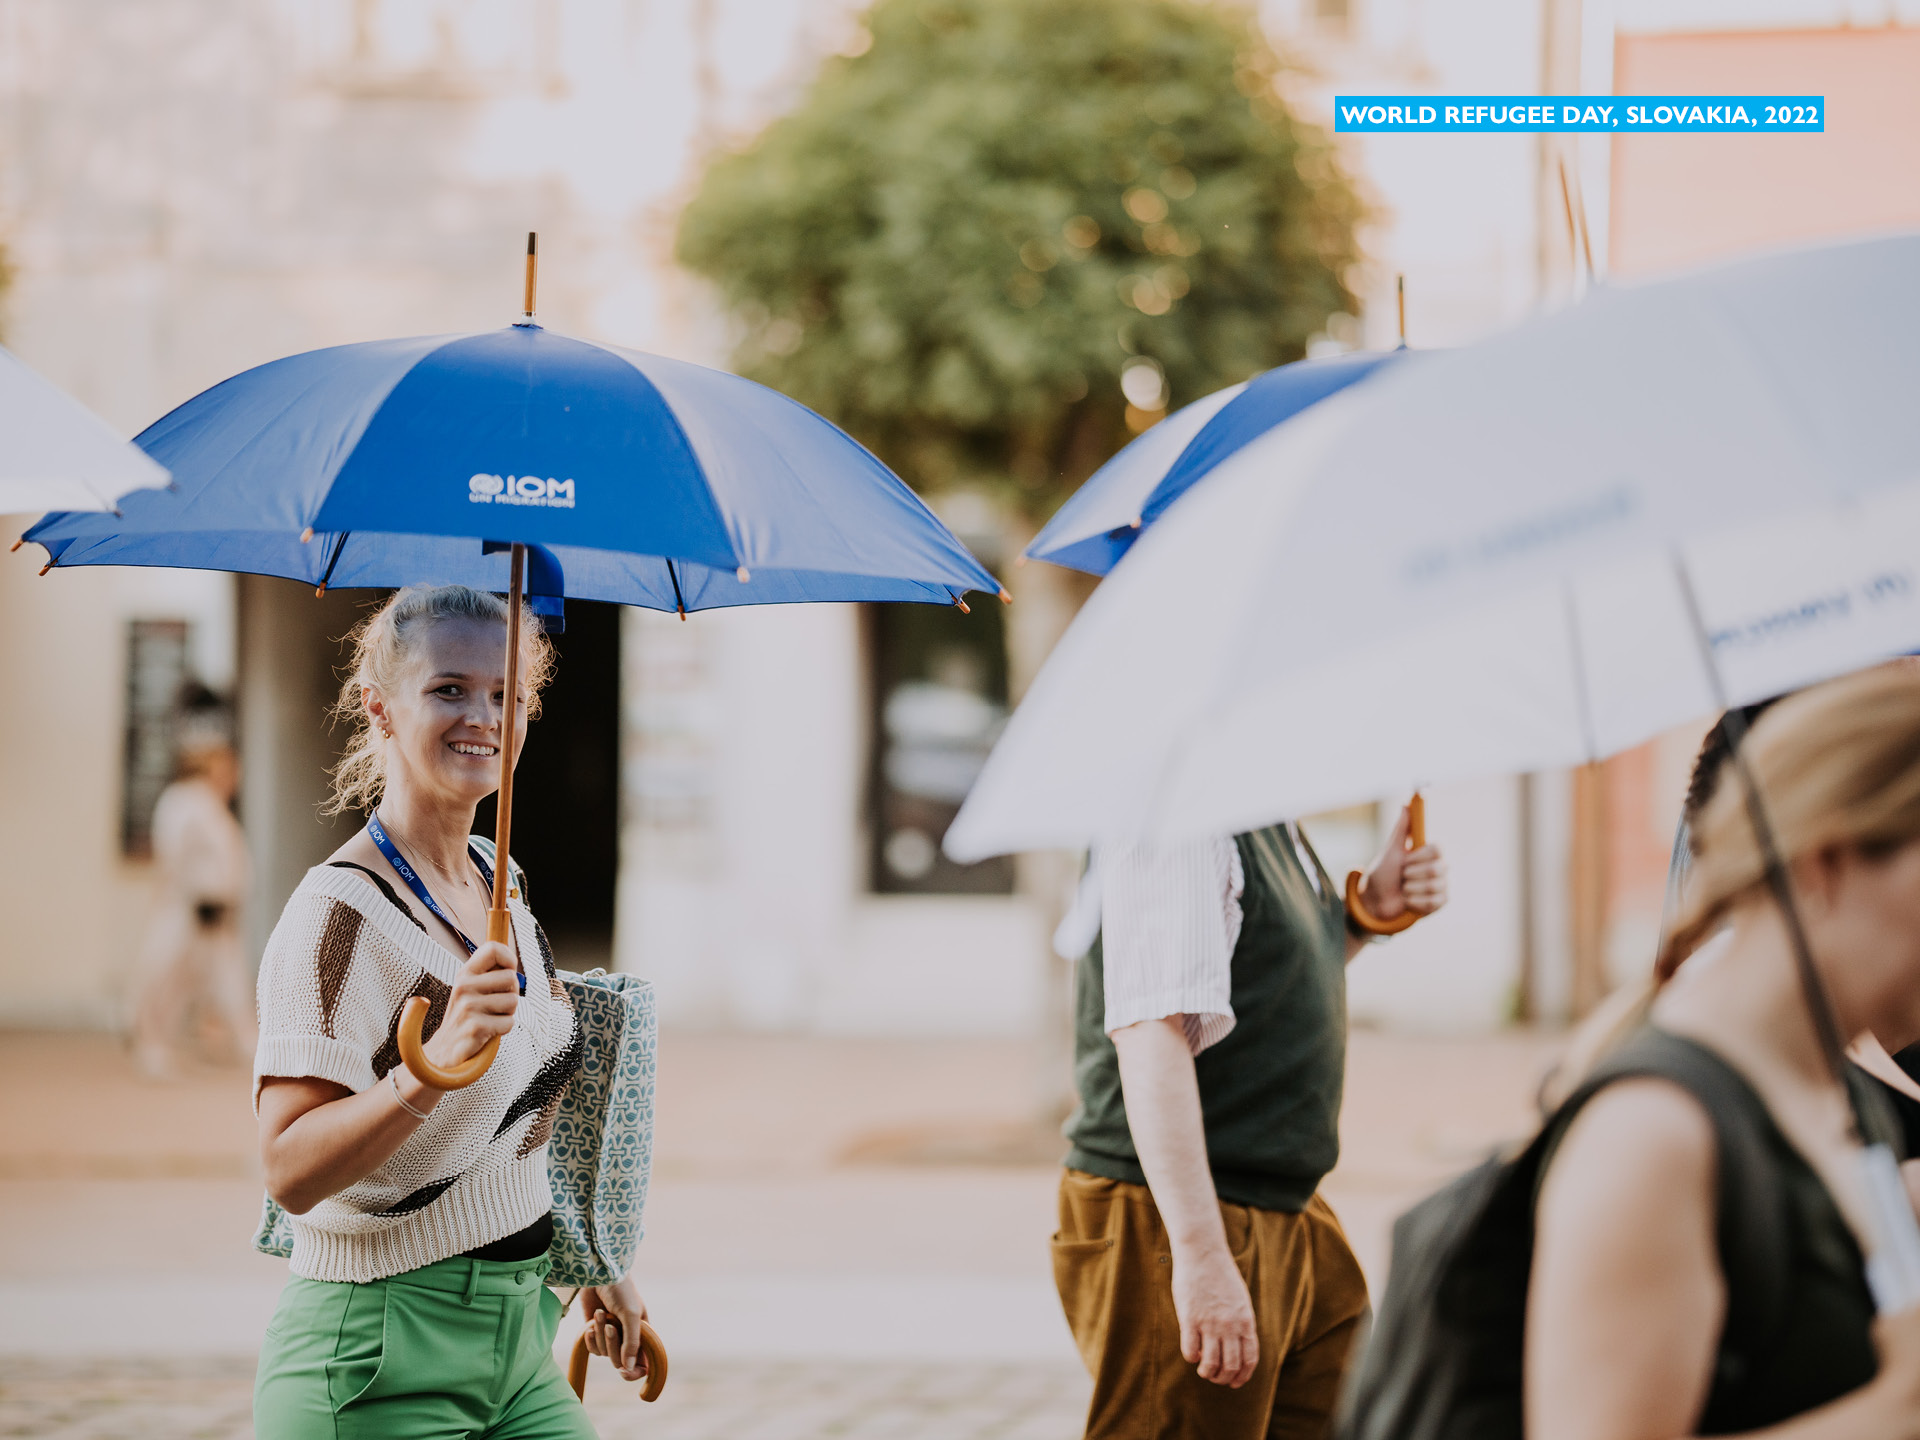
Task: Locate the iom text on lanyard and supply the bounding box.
[368,810,527,995]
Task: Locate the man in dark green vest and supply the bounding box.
[1051,806,1446,1439]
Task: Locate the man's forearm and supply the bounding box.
[1113,1016,1231,1257]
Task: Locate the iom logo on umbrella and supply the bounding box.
[469,473,576,509]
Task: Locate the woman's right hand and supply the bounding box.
[422,940,519,1071]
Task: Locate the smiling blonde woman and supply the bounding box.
[251,585,647,1439]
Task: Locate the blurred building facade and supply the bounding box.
[0,0,736,1024]
[3,0,1917,1036]
[1281,0,1920,1026]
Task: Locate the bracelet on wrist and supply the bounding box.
[388,1068,434,1121]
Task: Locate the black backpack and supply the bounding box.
[1333,1029,1793,1440]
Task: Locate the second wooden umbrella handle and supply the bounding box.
[568,1320,669,1403]
[1344,794,1428,937]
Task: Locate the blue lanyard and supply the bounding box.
[368,810,525,994]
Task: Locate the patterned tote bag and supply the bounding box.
[542,967,655,1286]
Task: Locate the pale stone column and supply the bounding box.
[1002,526,1099,1122]
[236,576,363,967]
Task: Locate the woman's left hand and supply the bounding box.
[1360,802,1450,921]
[580,1276,651,1383]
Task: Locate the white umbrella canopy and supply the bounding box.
[945,232,1920,861]
[0,345,170,514]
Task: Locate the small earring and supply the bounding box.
[380,725,393,739]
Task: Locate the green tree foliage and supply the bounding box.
[676,0,1364,516]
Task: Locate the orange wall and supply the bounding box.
[1611,27,1920,279]
[1599,27,1920,973]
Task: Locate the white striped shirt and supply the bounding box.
[1055,826,1324,1057]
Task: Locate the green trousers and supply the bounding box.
[254,1252,597,1439]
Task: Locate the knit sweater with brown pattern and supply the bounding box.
[253,861,581,1283]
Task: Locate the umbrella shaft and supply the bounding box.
[491,543,524,933]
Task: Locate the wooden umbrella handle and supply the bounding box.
[1344,794,1428,937]
[567,1331,589,1399]
[568,1320,669,1403]
[396,994,499,1090]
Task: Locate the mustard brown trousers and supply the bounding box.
[1052,1169,1369,1440]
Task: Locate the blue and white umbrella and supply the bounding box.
[1024,351,1402,575]
[25,324,1002,614]
[950,232,1920,859]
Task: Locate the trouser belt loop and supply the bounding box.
[463,1258,481,1306]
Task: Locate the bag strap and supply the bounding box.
[1542,1029,1790,1362]
[467,836,528,907]
[326,861,427,934]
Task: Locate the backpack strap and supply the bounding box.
[1541,1030,1790,1369]
[1844,1061,1908,1158]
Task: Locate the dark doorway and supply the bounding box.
[867,600,1016,895]
[477,600,622,971]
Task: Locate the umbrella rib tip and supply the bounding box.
[998,588,1012,604]
[300,527,315,544]
[8,537,22,553]
[736,567,750,583]
[38,562,53,576]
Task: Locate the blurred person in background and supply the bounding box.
[1052,806,1447,1439]
[1527,665,1920,1439]
[130,726,254,1076]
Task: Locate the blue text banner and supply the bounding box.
[1333,96,1825,133]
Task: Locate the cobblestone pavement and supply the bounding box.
[0,1358,1092,1440]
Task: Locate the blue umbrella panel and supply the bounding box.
[1025,350,1403,576]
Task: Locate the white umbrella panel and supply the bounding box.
[0,345,169,515]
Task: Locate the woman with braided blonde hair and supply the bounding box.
[1662,683,1920,1152]
[1526,663,1920,1440]
[252,584,644,1438]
